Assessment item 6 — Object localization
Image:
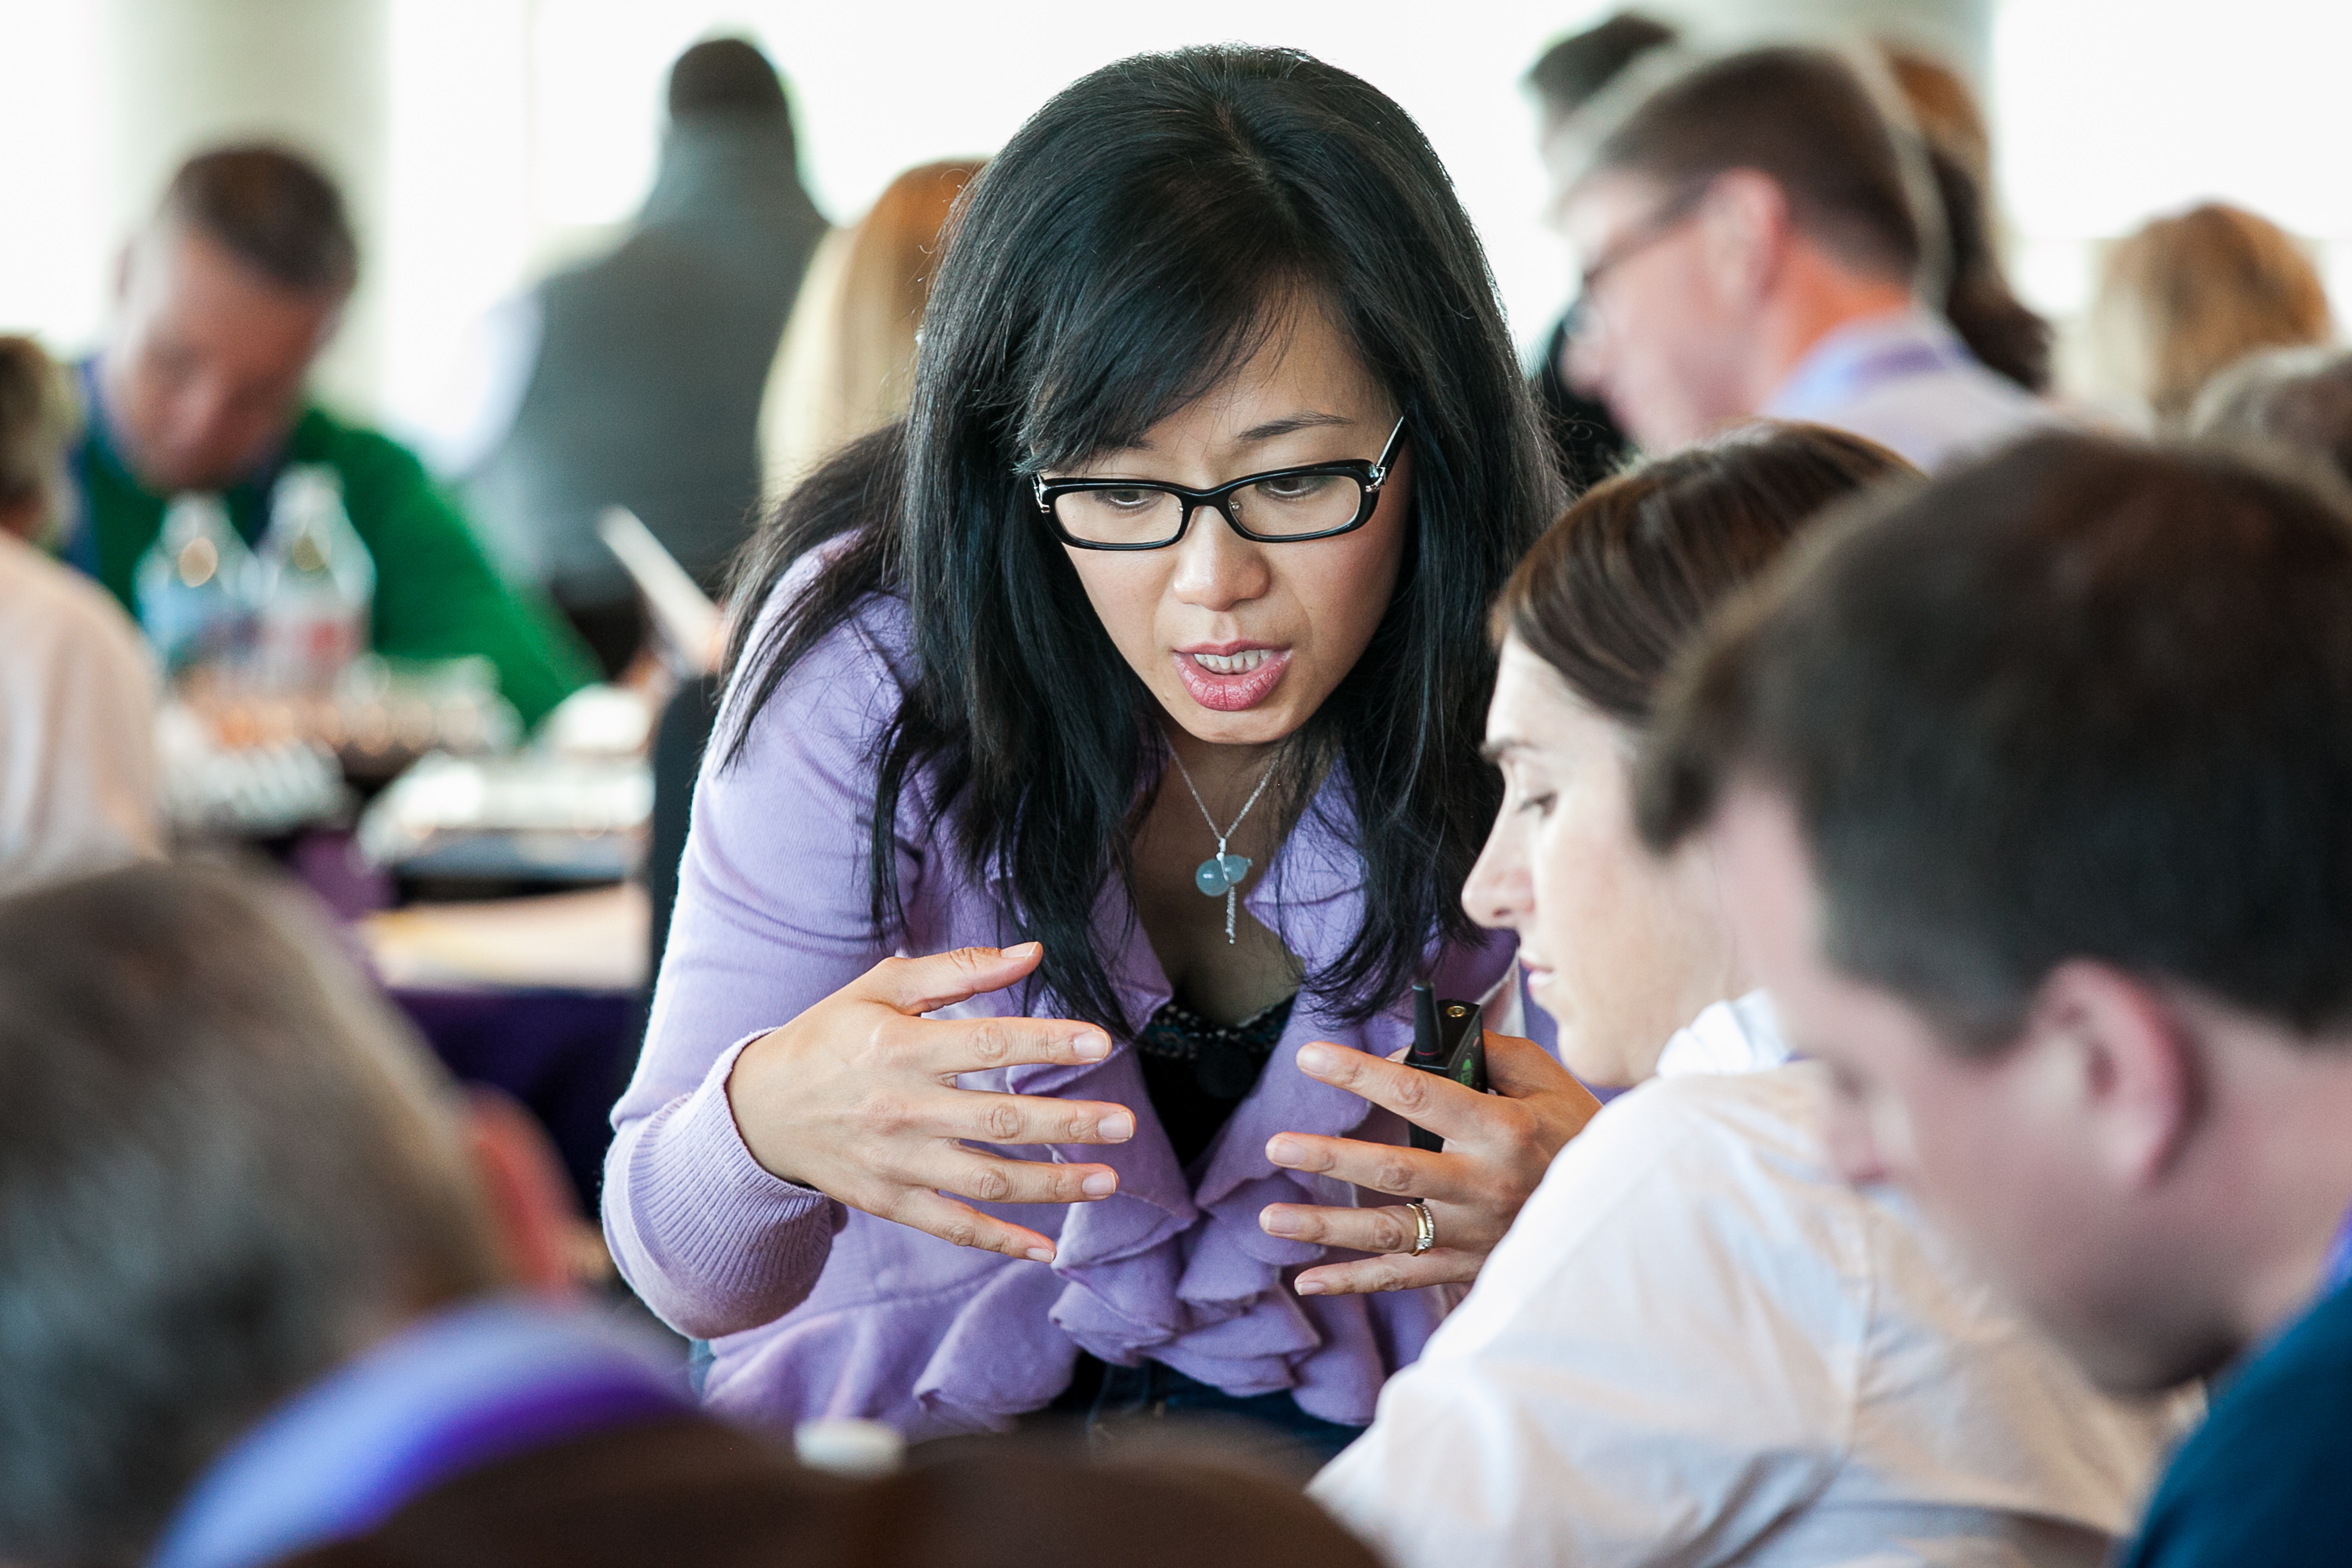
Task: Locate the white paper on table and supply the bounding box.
[361,883,649,993]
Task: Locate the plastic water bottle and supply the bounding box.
[255,465,375,692]
[135,492,261,674]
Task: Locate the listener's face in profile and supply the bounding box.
[1461,637,1736,1088]
[1046,301,1410,753]
[103,224,341,493]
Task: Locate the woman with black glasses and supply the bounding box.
[606,45,1595,1455]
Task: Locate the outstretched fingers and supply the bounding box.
[924,1087,1135,1149]
[1263,1130,1474,1204]
[1292,1249,1479,1296]
[885,1187,1066,1264]
[901,1011,1115,1080]
[1259,1197,1422,1254]
[1292,1040,1492,1145]
[916,1143,1122,1208]
[854,943,1051,1018]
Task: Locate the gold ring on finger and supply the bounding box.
[1407,1198,1436,1256]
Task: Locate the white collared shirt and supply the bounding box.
[1312,993,2186,1568]
[1760,307,2059,472]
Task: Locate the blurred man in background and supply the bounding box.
[454,37,827,677]
[69,145,593,727]
[1523,11,1676,493]
[1556,47,2050,471]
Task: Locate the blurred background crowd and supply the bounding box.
[6,2,2352,1564]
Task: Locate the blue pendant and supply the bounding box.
[1194,852,1252,896]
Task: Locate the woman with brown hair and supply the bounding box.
[2089,202,2332,432]
[1310,420,2183,1568]
[760,159,985,490]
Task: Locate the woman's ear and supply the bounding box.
[463,1088,594,1296]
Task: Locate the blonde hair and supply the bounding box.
[2092,202,2333,430]
[0,336,79,531]
[762,159,983,490]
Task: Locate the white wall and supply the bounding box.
[374,0,1616,436]
[1994,0,2352,327]
[2,0,2344,432]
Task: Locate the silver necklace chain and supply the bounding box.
[1168,748,1278,943]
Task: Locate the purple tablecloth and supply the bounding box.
[287,832,640,1214]
[389,987,640,1212]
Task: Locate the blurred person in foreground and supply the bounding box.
[0,860,1381,1568]
[457,38,827,677]
[2086,202,2331,433]
[70,145,593,727]
[1557,46,2052,469]
[1523,12,1678,493]
[2194,343,2352,484]
[1639,431,2352,1565]
[1308,423,2180,1568]
[759,158,983,493]
[0,335,161,892]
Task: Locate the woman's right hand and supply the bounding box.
[724,941,1134,1264]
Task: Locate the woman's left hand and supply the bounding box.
[1258,1032,1601,1295]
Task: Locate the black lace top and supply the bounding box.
[1133,993,1297,1171]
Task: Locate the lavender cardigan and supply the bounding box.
[604,585,1527,1440]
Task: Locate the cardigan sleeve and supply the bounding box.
[603,588,928,1338]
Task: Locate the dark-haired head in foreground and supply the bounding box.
[1636,430,2352,1560]
[0,862,1387,1568]
[0,861,506,1564]
[1637,411,2352,1429]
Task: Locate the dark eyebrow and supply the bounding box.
[1238,412,1355,443]
[1075,411,1359,464]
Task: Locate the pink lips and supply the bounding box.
[1173,646,1292,712]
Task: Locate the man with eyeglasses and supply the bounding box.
[1555,47,2052,471]
[1521,12,1681,493]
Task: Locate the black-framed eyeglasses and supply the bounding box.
[1560,180,1713,340]
[1033,418,1407,550]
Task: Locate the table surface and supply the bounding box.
[360,883,649,993]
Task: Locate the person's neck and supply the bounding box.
[2190,1013,2352,1344]
[1737,251,1919,414]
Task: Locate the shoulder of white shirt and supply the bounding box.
[0,533,153,674]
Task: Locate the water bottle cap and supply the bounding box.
[793,1416,904,1476]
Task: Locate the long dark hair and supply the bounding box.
[724,47,1555,1033]
[1930,145,2051,394]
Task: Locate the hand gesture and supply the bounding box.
[1258,1032,1600,1294]
[726,942,1134,1264]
